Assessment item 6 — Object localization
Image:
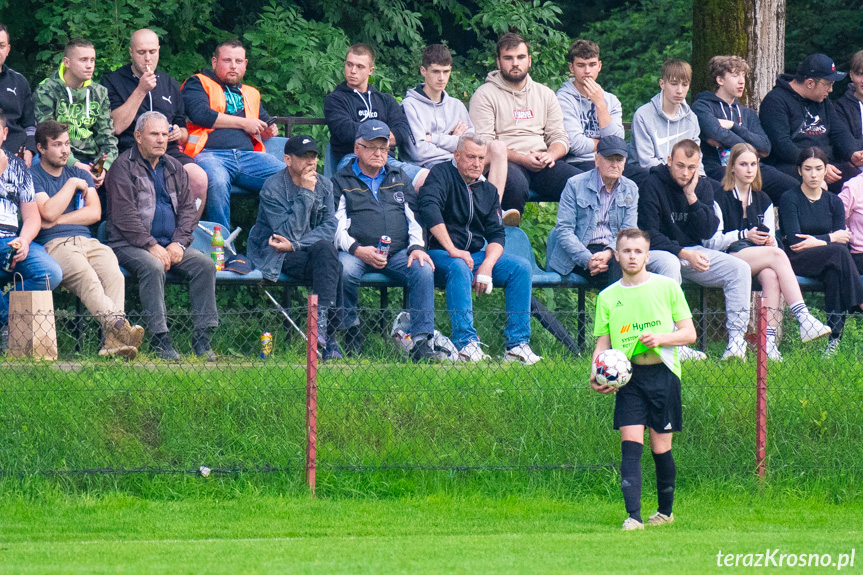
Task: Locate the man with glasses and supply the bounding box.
[331,120,439,362]
[760,53,860,193]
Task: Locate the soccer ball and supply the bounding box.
[594,348,632,388]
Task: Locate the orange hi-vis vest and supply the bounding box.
[183,73,265,158]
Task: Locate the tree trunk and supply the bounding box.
[692,0,785,111]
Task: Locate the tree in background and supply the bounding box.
[692,0,786,109]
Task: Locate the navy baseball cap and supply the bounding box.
[284,135,318,156]
[597,135,628,159]
[355,120,390,142]
[223,254,255,275]
[797,54,846,82]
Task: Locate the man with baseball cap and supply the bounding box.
[547,135,638,287]
[247,134,343,360]
[331,120,439,362]
[760,53,860,192]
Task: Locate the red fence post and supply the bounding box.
[755,295,767,479]
[306,294,318,495]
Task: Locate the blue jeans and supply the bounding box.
[339,248,435,338]
[429,250,532,349]
[336,154,425,186]
[0,238,63,325]
[195,149,286,229]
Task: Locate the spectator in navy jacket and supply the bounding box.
[833,50,863,164]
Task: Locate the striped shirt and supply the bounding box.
[588,170,618,247]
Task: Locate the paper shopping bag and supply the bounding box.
[8,274,57,360]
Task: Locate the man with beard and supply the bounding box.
[469,33,579,226]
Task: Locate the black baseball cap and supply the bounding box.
[355,120,390,142]
[596,135,628,159]
[284,135,318,156]
[796,54,846,82]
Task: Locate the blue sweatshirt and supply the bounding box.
[691,90,771,171]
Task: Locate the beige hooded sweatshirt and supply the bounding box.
[469,70,569,155]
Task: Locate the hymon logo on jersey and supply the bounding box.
[620,319,661,334]
[512,109,534,120]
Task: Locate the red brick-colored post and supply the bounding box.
[306,294,318,495]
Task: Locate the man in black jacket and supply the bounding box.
[0,25,36,166]
[419,133,540,365]
[637,139,751,360]
[324,43,428,187]
[332,120,438,361]
[759,53,860,193]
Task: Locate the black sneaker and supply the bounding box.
[322,336,344,362]
[151,332,180,360]
[343,325,364,357]
[410,336,442,363]
[193,329,216,362]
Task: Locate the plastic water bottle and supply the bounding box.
[211,226,225,271]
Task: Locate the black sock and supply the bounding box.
[621,441,643,522]
[653,449,676,516]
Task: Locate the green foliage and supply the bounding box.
[580,0,693,120]
[785,0,863,75]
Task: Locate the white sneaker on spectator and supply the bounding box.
[621,517,644,531]
[721,337,747,360]
[502,209,521,227]
[458,340,490,362]
[504,343,542,365]
[678,346,706,361]
[766,337,783,362]
[799,316,831,342]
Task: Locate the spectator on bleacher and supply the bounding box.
[704,143,831,361]
[402,44,507,196]
[247,135,343,361]
[469,32,578,227]
[105,111,217,361]
[33,38,118,189]
[546,135,637,287]
[103,29,208,219]
[0,112,62,348]
[839,173,863,273]
[419,133,541,365]
[32,120,145,359]
[779,147,863,357]
[325,43,428,188]
[181,38,284,230]
[638,139,752,360]
[332,120,439,362]
[833,50,863,164]
[759,54,860,193]
[0,25,36,167]
[557,39,648,187]
[631,60,706,179]
[692,55,798,203]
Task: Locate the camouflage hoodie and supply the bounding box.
[33,63,118,168]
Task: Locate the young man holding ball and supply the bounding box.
[591,228,697,530]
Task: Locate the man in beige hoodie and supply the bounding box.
[469,33,580,226]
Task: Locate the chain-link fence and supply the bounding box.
[1,294,861,481]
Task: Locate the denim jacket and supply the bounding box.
[547,168,638,275]
[247,169,336,282]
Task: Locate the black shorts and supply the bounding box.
[165,144,195,166]
[613,362,682,433]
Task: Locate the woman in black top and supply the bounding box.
[708,144,830,361]
[778,147,863,356]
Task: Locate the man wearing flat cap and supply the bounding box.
[760,53,861,192]
[332,119,439,362]
[547,135,638,287]
[248,134,343,360]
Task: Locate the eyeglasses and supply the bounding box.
[357,143,389,154]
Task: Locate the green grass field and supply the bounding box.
[2,477,861,574]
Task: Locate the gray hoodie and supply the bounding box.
[402,85,473,168]
[556,79,624,163]
[630,92,704,175]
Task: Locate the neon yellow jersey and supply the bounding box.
[594,273,692,378]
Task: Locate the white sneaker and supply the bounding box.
[458,340,490,362]
[823,338,840,358]
[502,209,522,227]
[621,516,644,531]
[504,343,542,365]
[678,345,706,361]
[646,512,674,526]
[799,316,832,343]
[766,340,783,362]
[721,337,746,360]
